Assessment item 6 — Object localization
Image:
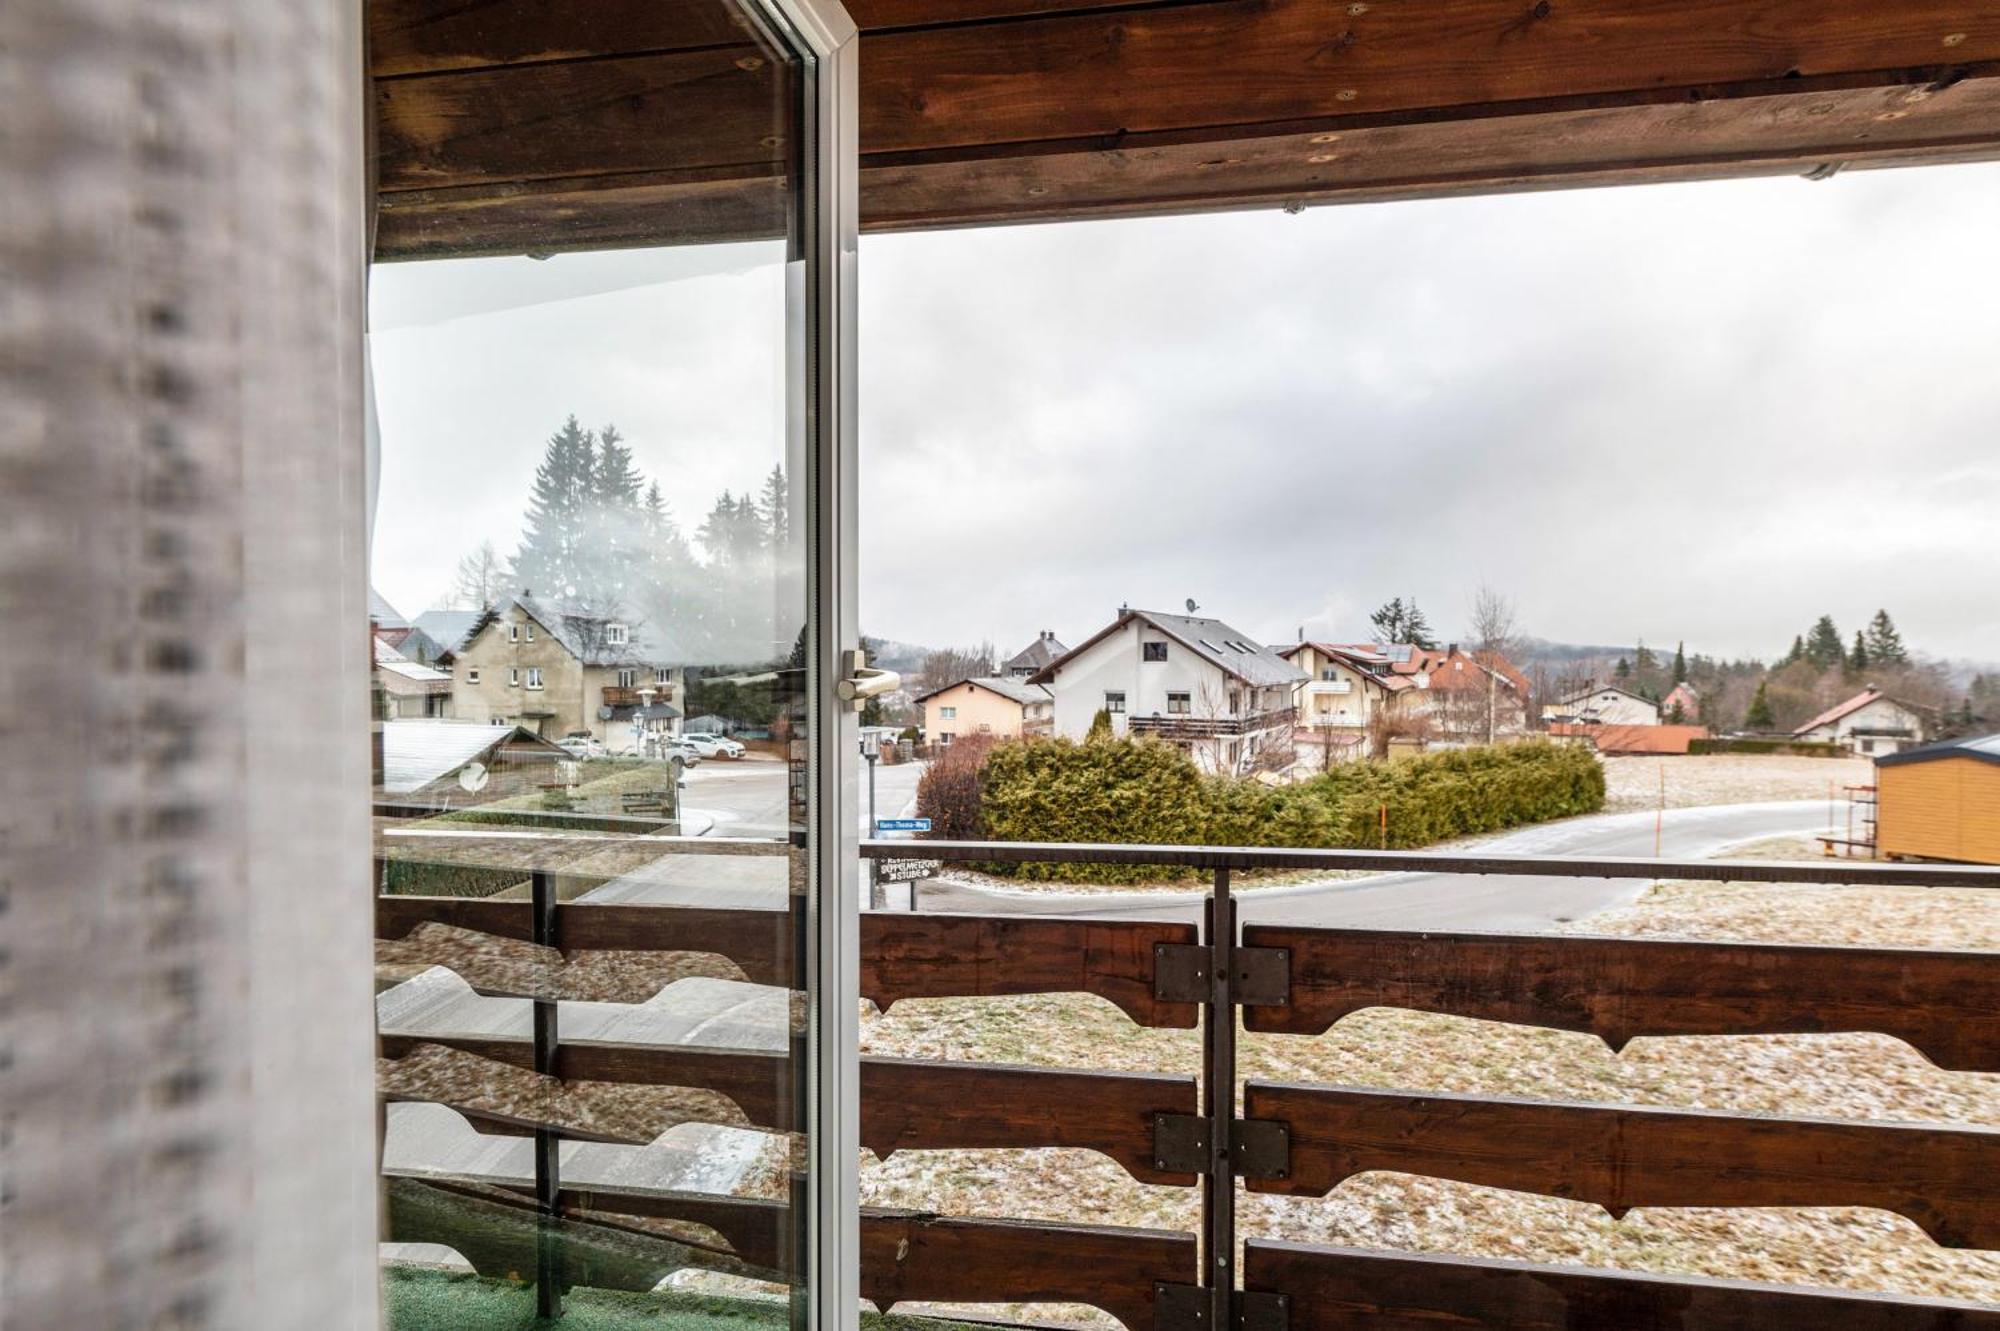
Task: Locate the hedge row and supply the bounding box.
[958,737,1605,882]
[1687,737,1848,758]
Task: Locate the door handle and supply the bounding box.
[835,648,900,706]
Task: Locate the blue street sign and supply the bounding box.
[875,818,931,833]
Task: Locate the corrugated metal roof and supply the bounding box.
[1876,732,2000,768]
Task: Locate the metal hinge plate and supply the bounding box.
[1155,1285,1290,1331]
[1152,1114,1290,1180]
[1153,943,1290,1006]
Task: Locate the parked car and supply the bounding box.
[660,737,701,767]
[557,733,609,759]
[682,731,745,759]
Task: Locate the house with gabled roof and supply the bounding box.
[916,676,1053,745]
[1002,631,1068,680]
[1794,686,1928,756]
[1029,608,1304,774]
[450,591,684,751]
[1542,683,1661,728]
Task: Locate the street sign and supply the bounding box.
[874,817,931,833]
[875,857,941,884]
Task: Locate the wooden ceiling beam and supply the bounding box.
[367,0,2000,258]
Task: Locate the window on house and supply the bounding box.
[1321,668,1338,681]
[525,624,535,642]
[617,668,636,688]
[655,668,671,685]
[466,668,481,684]
[1229,689,1241,713]
[607,622,630,645]
[508,668,519,687]
[1167,691,1191,714]
[508,623,520,642]
[1104,691,1126,713]
[936,733,953,746]
[940,706,957,719]
[1142,642,1168,662]
[525,667,543,690]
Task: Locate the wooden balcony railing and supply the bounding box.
[375,837,2000,1329]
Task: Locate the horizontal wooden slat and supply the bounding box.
[376,895,794,985]
[393,1175,1192,1328]
[859,1209,1193,1330]
[1246,1083,2000,1248]
[1245,1240,2000,1330]
[370,0,758,77]
[862,913,1200,1028]
[862,1060,1198,1186]
[856,0,2000,156]
[382,1037,1198,1182]
[1242,926,2000,1071]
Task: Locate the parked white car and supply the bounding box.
[557,734,609,759]
[682,732,745,759]
[660,737,702,767]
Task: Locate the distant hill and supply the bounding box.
[861,636,932,675]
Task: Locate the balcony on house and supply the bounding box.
[1126,706,1297,740]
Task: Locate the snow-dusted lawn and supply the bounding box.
[859,835,2000,1326]
[1601,753,1872,813]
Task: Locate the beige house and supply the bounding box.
[452,594,683,750]
[1282,643,1420,761]
[374,636,452,720]
[918,676,1054,746]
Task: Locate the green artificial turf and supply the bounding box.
[384,1267,988,1331]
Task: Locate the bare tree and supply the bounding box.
[450,539,507,610]
[919,641,997,693]
[1467,583,1519,656]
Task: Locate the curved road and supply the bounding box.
[912,800,1840,931]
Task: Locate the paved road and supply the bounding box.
[913,800,1840,932]
[679,754,924,840]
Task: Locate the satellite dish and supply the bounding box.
[458,761,490,793]
[1185,598,1200,614]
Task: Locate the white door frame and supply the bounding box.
[759,1,862,1325]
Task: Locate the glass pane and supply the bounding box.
[366,6,816,1325]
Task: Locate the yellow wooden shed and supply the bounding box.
[1875,734,2000,865]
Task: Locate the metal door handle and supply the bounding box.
[835,648,900,705]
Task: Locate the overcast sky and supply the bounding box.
[370,162,1998,666]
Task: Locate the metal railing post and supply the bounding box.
[1203,867,1237,1331]
[532,869,564,1318]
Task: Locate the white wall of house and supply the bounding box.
[1049,619,1236,737]
[1800,696,1927,755]
[1544,688,1659,727]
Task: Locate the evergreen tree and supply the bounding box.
[514,415,598,599]
[1368,596,1438,649]
[757,464,790,555]
[1864,609,1908,666]
[1614,657,1631,680]
[1783,635,1806,666]
[1672,641,1687,684]
[1634,640,1658,676]
[1803,615,1845,671]
[593,423,643,506]
[1847,630,1869,678]
[1744,679,1775,730]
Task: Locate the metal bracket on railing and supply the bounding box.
[1155,1283,1290,1331]
[1153,943,1290,1006]
[1153,1114,1290,1180]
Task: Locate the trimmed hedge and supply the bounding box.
[958,737,1605,882]
[1687,737,1848,757]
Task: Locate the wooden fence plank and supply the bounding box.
[1243,926,2000,1071]
[1245,1240,2000,1330]
[376,896,795,986]
[1246,1083,2000,1248]
[862,913,1200,1028]
[381,1038,1199,1182]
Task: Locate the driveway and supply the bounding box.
[910,800,1839,932]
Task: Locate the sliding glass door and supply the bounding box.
[366,2,857,1324]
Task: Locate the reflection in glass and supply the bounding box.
[366,5,814,1324]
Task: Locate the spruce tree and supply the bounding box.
[757,465,790,555]
[1744,679,1775,730]
[515,415,598,600]
[1614,657,1631,680]
[1804,615,1845,671]
[1783,635,1806,666]
[1847,630,1869,677]
[1864,609,1908,666]
[1672,641,1687,684]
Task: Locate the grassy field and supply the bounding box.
[1601,753,1873,812]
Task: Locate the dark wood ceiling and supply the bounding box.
[370,0,2000,258]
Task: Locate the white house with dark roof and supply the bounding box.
[1028,608,1305,774]
[1002,631,1068,679]
[1542,683,1661,728]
